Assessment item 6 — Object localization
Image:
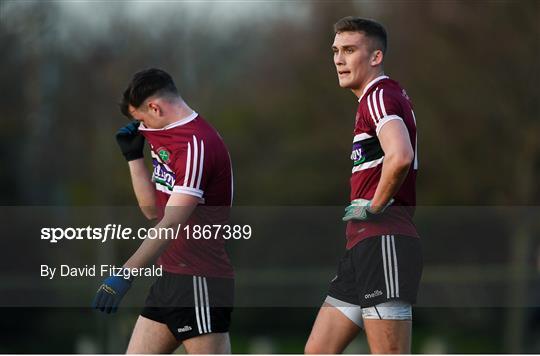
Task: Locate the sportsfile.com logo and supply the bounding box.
[364,290,383,299]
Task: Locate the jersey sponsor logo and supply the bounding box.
[150,149,176,191]
[157,147,171,164]
[364,290,383,299]
[351,144,366,166]
[177,325,193,333]
[350,136,384,170]
[152,158,176,190]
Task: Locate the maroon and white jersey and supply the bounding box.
[139,112,234,278]
[346,75,419,249]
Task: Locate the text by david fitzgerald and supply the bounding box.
[40,264,163,279]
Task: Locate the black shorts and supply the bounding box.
[141,272,234,342]
[328,235,422,308]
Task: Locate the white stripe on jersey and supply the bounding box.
[156,183,172,195]
[379,88,388,117]
[172,185,203,198]
[196,140,205,190]
[367,92,377,125]
[179,136,205,193]
[353,133,373,142]
[184,142,192,187]
[371,88,381,122]
[358,75,389,102]
[351,157,384,173]
[190,136,198,188]
[375,115,404,136]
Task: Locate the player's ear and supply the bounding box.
[370,50,384,67]
[148,102,161,115]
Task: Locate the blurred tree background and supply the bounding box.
[1,0,539,353]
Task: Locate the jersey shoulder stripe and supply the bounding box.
[175,135,205,198]
[362,84,406,136]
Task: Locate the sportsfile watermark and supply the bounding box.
[3,206,538,308]
[41,224,252,244]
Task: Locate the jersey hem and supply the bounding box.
[172,186,204,198]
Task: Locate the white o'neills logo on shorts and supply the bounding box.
[365,290,383,299]
[177,325,193,333]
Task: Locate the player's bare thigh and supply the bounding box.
[305,302,361,354]
[126,315,180,354]
[363,319,411,354]
[182,332,231,354]
[361,301,413,354]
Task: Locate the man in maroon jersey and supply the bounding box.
[305,18,422,354]
[92,68,234,354]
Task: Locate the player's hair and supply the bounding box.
[334,17,387,54]
[120,68,178,118]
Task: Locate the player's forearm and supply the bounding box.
[122,232,170,269]
[370,153,412,212]
[123,204,197,269]
[128,159,158,220]
[122,220,176,269]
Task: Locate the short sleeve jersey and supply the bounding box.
[139,112,234,278]
[346,76,419,249]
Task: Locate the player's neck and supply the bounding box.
[162,102,195,126]
[354,71,385,98]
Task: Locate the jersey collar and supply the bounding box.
[139,111,198,131]
[358,75,389,102]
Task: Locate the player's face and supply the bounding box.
[128,104,162,129]
[332,31,375,94]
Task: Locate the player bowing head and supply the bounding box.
[93,68,235,354]
[121,68,183,129]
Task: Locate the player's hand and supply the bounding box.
[116,121,145,161]
[92,275,132,314]
[342,198,394,221]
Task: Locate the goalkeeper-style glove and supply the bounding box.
[115,121,145,161]
[342,198,394,222]
[92,274,132,314]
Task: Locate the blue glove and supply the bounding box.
[342,198,394,221]
[115,121,145,161]
[92,275,132,314]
